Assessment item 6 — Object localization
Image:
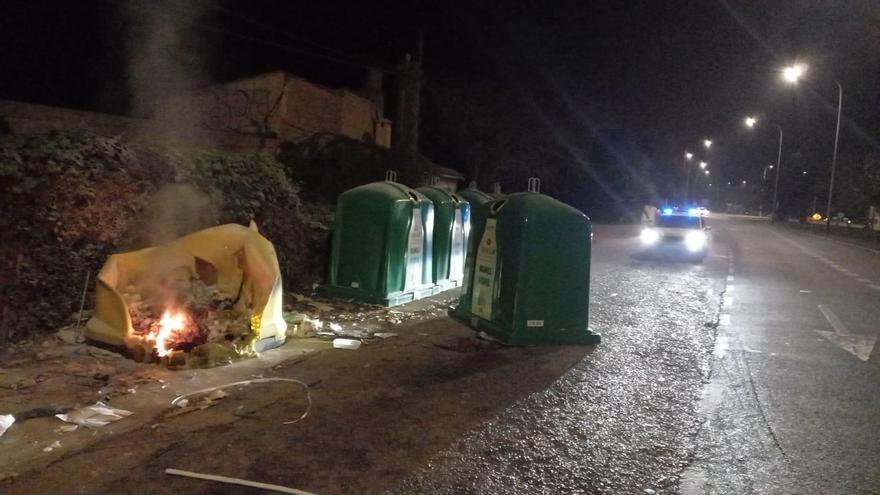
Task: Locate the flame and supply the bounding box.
[148,311,186,357]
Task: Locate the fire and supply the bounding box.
[147,311,187,357]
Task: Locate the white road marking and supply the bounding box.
[800,232,880,255]
[869,285,880,291]
[857,278,872,284]
[815,304,876,362]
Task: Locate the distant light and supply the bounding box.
[782,63,807,84]
[708,183,713,187]
[688,208,700,216]
[685,151,693,160]
[727,182,731,185]
[663,208,674,215]
[803,170,808,175]
[744,116,757,128]
[811,212,822,221]
[704,139,713,149]
[769,165,774,169]
[704,170,710,175]
[742,180,747,184]
[699,161,708,169]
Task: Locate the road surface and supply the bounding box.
[398,214,880,494]
[682,215,880,494]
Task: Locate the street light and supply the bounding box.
[743,115,784,220]
[703,138,713,149]
[704,170,710,175]
[685,151,693,160]
[782,63,807,84]
[699,161,708,169]
[781,61,842,233]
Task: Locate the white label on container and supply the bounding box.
[404,208,424,291]
[527,320,544,327]
[351,281,360,288]
[471,218,497,320]
[449,208,466,283]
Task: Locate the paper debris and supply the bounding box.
[0,414,14,438]
[56,402,132,427]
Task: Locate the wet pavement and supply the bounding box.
[682,215,880,494]
[395,223,727,494]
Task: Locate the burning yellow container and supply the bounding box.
[85,223,287,361]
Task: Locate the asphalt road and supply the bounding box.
[683,215,880,494]
[396,221,728,494]
[397,215,880,494]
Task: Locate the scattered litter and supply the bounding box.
[285,313,322,338]
[372,332,398,339]
[306,301,334,313]
[164,468,318,495]
[477,331,501,343]
[55,327,81,345]
[42,440,62,453]
[332,338,361,350]
[170,378,312,425]
[14,406,71,422]
[0,415,14,439]
[59,425,79,432]
[56,402,132,428]
[328,322,343,333]
[610,293,618,297]
[799,290,811,293]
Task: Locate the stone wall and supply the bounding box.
[0,99,275,152]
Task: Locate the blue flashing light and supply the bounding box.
[662,208,674,215]
[687,208,699,216]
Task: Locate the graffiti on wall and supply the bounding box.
[198,87,272,134]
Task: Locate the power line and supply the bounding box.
[191,21,398,74]
[207,2,371,66]
[159,2,398,74]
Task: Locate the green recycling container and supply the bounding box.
[416,186,471,291]
[319,181,435,306]
[457,187,495,208]
[451,192,600,345]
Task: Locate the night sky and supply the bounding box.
[1,1,878,209]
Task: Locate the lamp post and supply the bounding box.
[781,63,843,233]
[744,115,784,220]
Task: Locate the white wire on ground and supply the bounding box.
[170,378,312,425]
[165,468,318,495]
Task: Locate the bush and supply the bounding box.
[0,130,322,342]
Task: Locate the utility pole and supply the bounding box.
[392,33,424,184]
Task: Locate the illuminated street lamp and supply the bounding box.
[782,63,807,84]
[703,138,713,149]
[781,61,842,233]
[685,151,693,160]
[699,161,708,169]
[744,115,784,220]
[704,170,710,175]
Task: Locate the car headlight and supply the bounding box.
[685,231,707,251]
[640,228,659,244]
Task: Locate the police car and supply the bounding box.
[640,210,710,260]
